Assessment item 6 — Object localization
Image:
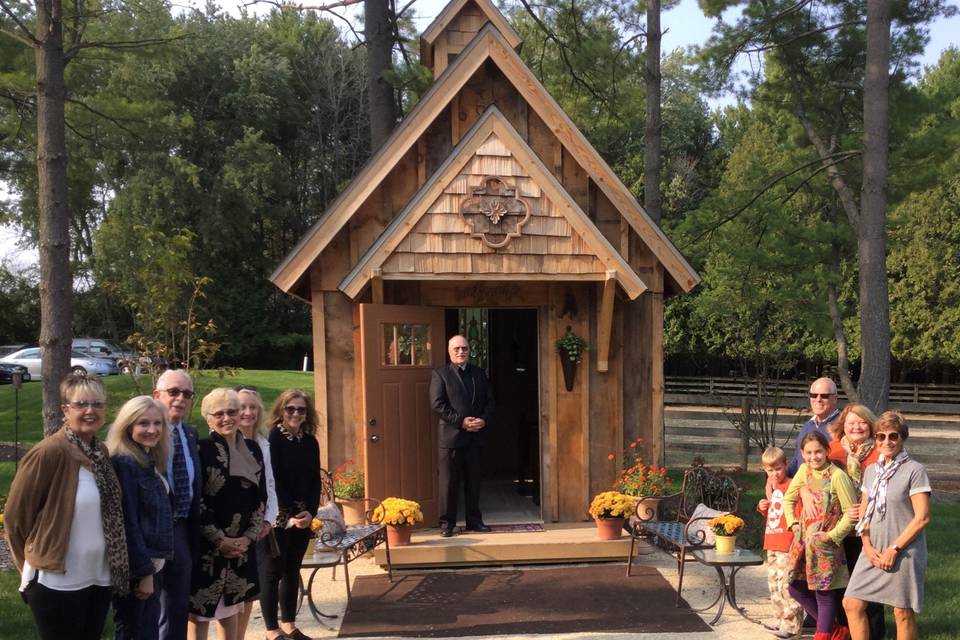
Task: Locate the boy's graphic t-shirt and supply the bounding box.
[760,476,794,552]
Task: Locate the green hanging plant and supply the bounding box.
[555,327,589,363]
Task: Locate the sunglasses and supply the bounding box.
[161,387,195,399]
[209,409,238,419]
[233,384,258,393]
[66,400,106,409]
[284,405,308,415]
[808,393,836,399]
[875,432,902,443]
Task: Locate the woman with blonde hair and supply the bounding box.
[107,395,174,640]
[5,374,129,640]
[188,388,266,640]
[233,385,278,640]
[261,389,321,640]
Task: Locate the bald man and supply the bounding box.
[787,377,841,477]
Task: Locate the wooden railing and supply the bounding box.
[665,376,960,412]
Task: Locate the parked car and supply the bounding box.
[0,362,31,384]
[0,347,119,378]
[72,338,142,373]
[0,344,27,358]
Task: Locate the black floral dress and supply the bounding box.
[189,432,266,618]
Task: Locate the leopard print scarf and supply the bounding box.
[63,426,130,596]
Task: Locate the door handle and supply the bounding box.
[370,434,380,443]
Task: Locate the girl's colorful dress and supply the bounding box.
[783,463,857,590]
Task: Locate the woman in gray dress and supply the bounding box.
[843,411,931,640]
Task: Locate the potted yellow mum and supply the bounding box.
[371,497,424,546]
[588,491,636,540]
[707,513,745,554]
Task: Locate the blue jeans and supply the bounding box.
[114,569,163,640]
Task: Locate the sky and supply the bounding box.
[2,0,958,270]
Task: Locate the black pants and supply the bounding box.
[438,445,483,528]
[159,521,192,640]
[260,526,311,629]
[24,581,111,640]
[839,535,887,638]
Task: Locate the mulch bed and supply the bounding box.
[337,564,710,637]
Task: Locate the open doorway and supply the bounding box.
[445,307,541,524]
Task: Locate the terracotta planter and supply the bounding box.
[715,534,737,554]
[336,498,366,526]
[560,355,578,391]
[386,524,413,546]
[595,517,625,540]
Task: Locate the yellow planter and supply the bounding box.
[715,534,737,554]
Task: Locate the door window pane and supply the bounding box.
[381,323,431,367]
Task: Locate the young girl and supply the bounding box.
[106,396,174,640]
[784,431,858,640]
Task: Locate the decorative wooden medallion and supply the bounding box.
[459,176,530,248]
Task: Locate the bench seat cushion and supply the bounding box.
[639,520,709,547]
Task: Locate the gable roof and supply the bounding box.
[420,0,522,70]
[270,24,699,295]
[339,107,646,300]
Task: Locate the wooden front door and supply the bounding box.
[360,304,446,525]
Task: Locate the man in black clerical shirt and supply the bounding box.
[429,334,496,537]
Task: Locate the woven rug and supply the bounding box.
[453,523,544,533]
[337,564,709,637]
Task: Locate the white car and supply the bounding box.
[0,347,120,378]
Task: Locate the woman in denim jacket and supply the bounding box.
[107,396,175,640]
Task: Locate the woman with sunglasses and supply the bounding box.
[187,388,266,640]
[261,389,321,640]
[843,412,931,640]
[5,374,129,640]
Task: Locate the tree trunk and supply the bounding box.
[365,0,396,150]
[643,0,662,224]
[858,0,892,413]
[35,0,73,435]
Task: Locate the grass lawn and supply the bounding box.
[0,369,315,445]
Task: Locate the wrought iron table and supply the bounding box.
[690,548,764,625]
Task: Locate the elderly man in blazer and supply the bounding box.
[430,334,496,537]
[152,369,202,640]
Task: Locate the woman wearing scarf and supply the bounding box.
[188,388,266,640]
[825,404,885,639]
[843,412,931,640]
[4,373,129,640]
[107,396,175,639]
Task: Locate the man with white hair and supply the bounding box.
[787,376,841,477]
[153,370,201,640]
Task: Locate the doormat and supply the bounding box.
[337,564,709,637]
[453,523,544,533]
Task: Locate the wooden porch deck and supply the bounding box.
[372,522,652,569]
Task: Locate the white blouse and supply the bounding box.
[20,467,111,591]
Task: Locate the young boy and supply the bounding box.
[758,447,805,639]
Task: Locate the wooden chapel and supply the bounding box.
[270,0,700,524]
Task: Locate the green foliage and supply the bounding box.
[888,176,960,366]
[555,327,589,363]
[0,264,39,344]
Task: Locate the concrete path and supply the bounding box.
[241,548,781,640]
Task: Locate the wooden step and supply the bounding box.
[373,522,647,569]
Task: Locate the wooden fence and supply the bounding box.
[665,376,960,414]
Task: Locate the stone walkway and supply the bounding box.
[242,548,781,640]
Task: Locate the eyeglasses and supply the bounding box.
[452,346,470,352]
[66,400,106,410]
[161,387,195,399]
[209,409,238,419]
[808,393,836,399]
[233,384,258,393]
[284,405,307,415]
[875,432,902,443]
